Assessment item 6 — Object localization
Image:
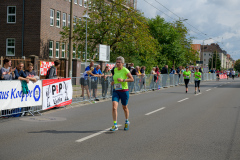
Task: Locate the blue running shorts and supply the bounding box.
[112,90,129,106]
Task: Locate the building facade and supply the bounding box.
[0,0,137,59]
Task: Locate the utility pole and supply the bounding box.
[211,53,213,71]
[68,0,73,77]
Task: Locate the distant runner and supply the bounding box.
[226,70,230,80]
[232,70,235,80]
[183,67,191,93]
[194,68,201,94]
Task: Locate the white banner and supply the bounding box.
[42,78,72,110]
[0,81,42,110]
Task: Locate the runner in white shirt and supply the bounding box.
[226,70,230,80]
[232,70,236,80]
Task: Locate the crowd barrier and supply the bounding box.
[71,73,217,104]
[0,73,219,118]
[0,78,72,118]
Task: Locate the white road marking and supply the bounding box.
[195,93,202,96]
[178,98,189,103]
[206,89,211,91]
[145,107,166,116]
[76,125,122,143]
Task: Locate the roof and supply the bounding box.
[191,44,201,51]
[201,43,223,53]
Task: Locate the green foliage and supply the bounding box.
[234,59,240,71]
[208,52,221,70]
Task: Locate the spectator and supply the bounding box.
[140,66,146,90]
[91,65,103,101]
[151,67,156,74]
[24,63,39,82]
[0,58,15,80]
[102,66,112,98]
[14,62,30,83]
[46,60,61,79]
[161,65,168,87]
[80,67,94,99]
[155,67,161,89]
[130,66,140,92]
[85,61,94,71]
[169,66,176,86]
[128,63,134,73]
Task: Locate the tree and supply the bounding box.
[60,0,158,72]
[148,16,194,68]
[208,52,221,70]
[234,59,240,71]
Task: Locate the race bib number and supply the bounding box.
[114,83,122,90]
[186,76,189,79]
[195,78,199,81]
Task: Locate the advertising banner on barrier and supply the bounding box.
[219,74,227,79]
[0,81,42,110]
[42,78,72,110]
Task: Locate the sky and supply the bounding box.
[137,0,240,60]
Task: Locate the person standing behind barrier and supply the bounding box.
[110,56,134,131]
[85,61,94,71]
[140,66,146,90]
[155,67,161,89]
[24,63,39,82]
[183,67,191,93]
[216,69,220,81]
[102,66,112,98]
[91,65,102,101]
[194,68,201,94]
[169,66,176,86]
[80,67,97,99]
[128,63,134,73]
[46,60,61,79]
[0,58,15,80]
[130,66,140,92]
[14,62,32,83]
[161,65,168,87]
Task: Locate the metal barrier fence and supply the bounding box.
[71,73,217,103]
[0,73,218,118]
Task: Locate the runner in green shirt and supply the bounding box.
[183,67,191,93]
[194,68,202,94]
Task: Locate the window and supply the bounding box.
[56,42,59,58]
[50,9,54,26]
[204,53,206,56]
[6,38,15,56]
[49,41,53,57]
[56,11,60,28]
[84,0,87,8]
[79,0,82,6]
[7,6,16,23]
[68,14,70,27]
[63,13,66,27]
[62,43,66,58]
[74,0,77,4]
[74,16,77,29]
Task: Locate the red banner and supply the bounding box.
[40,61,55,76]
[219,74,227,79]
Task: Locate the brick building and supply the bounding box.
[0,0,137,59]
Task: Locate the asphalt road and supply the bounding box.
[0,78,240,160]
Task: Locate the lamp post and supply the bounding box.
[68,0,73,78]
[83,11,90,63]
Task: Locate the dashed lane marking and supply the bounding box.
[145,107,166,116]
[76,125,122,143]
[178,98,189,103]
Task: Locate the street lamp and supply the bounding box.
[83,12,90,63]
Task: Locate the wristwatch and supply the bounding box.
[123,79,125,82]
